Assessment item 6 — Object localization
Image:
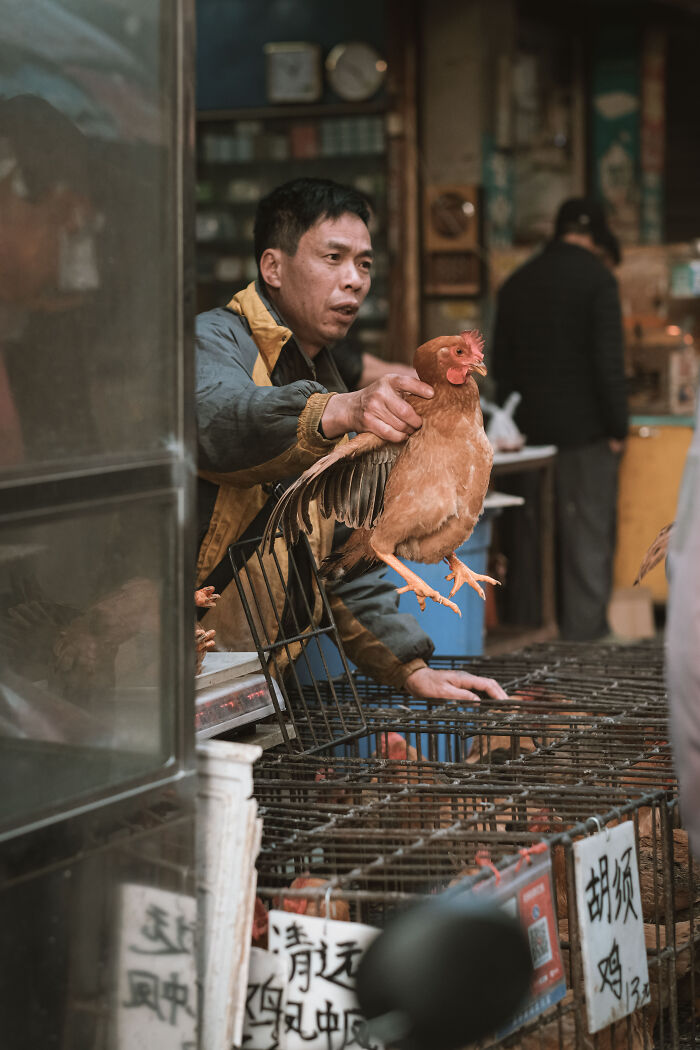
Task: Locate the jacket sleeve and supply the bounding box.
[590,272,629,441]
[325,526,434,688]
[196,312,338,481]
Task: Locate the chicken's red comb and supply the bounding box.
[460,329,485,359]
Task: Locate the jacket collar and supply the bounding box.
[226,280,293,374]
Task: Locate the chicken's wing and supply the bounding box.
[263,430,401,550]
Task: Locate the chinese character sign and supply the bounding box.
[117,884,197,1050]
[574,822,650,1033]
[268,911,381,1050]
[243,947,289,1050]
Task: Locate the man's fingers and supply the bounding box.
[368,416,412,443]
[365,389,423,432]
[440,685,480,704]
[385,392,423,430]
[391,375,434,400]
[452,674,508,700]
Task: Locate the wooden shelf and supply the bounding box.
[197,153,385,172]
[197,101,388,122]
[423,282,481,297]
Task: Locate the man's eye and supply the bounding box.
[360,260,372,272]
[327,253,341,262]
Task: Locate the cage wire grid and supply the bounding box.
[228,523,367,753]
[253,642,699,1050]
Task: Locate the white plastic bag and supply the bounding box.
[481,392,526,452]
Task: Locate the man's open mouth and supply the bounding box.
[332,304,358,318]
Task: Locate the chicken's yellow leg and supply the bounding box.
[444,552,500,601]
[370,545,461,617]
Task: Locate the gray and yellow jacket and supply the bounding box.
[195,280,433,688]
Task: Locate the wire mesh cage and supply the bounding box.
[228,520,367,755]
[252,642,699,1050]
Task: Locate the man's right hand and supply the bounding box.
[320,374,434,443]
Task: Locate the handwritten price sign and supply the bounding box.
[117,884,197,1050]
[267,911,381,1050]
[574,822,650,1033]
[243,947,289,1049]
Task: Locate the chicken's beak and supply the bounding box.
[470,361,487,376]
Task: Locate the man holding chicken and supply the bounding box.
[195,177,505,703]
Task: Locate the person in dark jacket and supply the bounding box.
[196,177,505,703]
[492,198,628,641]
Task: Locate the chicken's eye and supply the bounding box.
[455,348,464,355]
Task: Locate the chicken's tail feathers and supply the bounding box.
[634,522,674,585]
[320,528,377,583]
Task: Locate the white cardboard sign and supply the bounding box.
[117,884,197,1050]
[268,910,381,1050]
[573,822,650,1033]
[243,947,289,1050]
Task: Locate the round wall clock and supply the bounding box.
[325,42,387,102]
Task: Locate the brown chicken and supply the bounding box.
[264,331,497,616]
[280,875,350,922]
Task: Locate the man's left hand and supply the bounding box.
[405,666,508,703]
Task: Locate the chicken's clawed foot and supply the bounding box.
[370,547,462,617]
[444,553,500,601]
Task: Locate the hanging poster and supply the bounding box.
[483,132,515,249]
[592,27,641,243]
[641,30,666,244]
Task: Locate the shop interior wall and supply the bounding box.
[196,0,386,111]
[419,0,518,353]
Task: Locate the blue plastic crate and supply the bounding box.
[294,515,492,759]
[389,512,492,658]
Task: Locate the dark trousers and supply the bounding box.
[555,440,620,641]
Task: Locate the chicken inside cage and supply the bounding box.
[248,642,700,1050]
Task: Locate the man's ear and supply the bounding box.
[260,247,283,289]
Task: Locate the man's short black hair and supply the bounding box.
[553,197,613,249]
[254,177,371,273]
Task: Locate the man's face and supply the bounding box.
[265,213,372,354]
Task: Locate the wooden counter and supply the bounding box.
[613,415,694,601]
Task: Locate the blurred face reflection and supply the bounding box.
[0,168,97,308]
